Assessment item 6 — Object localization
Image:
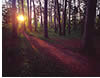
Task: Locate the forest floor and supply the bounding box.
[2,27,100,77]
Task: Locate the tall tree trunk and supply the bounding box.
[44,0,48,38]
[17,0,20,13]
[62,0,64,26]
[30,0,32,28]
[39,0,43,27]
[82,0,97,55]
[81,0,87,35]
[56,0,62,35]
[63,0,67,35]
[21,0,26,32]
[78,0,81,20]
[27,0,29,19]
[27,0,30,29]
[68,0,71,35]
[54,0,57,33]
[27,0,32,31]
[50,0,53,28]
[12,0,17,36]
[73,0,77,31]
[33,0,37,31]
[48,2,51,27]
[99,11,100,20]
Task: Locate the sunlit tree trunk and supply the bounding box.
[73,0,77,31]
[81,0,87,35]
[39,0,43,27]
[27,0,32,31]
[99,11,100,20]
[82,0,97,55]
[44,0,48,38]
[17,0,20,13]
[78,0,81,20]
[27,0,29,26]
[30,0,32,28]
[21,0,26,32]
[27,0,30,29]
[50,0,53,28]
[33,0,37,31]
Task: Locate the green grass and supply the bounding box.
[26,27,81,44]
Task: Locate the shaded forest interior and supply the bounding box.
[2,0,100,77]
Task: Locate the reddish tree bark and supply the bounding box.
[12,0,17,37]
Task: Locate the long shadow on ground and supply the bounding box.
[2,28,74,77]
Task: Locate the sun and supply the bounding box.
[17,15,25,22]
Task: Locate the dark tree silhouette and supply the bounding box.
[68,0,71,35]
[54,0,58,33]
[63,0,67,35]
[27,0,32,31]
[50,0,53,28]
[12,0,17,36]
[44,0,48,38]
[82,0,97,55]
[39,0,43,27]
[56,0,62,35]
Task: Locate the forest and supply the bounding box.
[2,0,100,77]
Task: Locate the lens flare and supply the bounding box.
[17,15,24,22]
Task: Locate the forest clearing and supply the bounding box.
[2,0,100,77]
